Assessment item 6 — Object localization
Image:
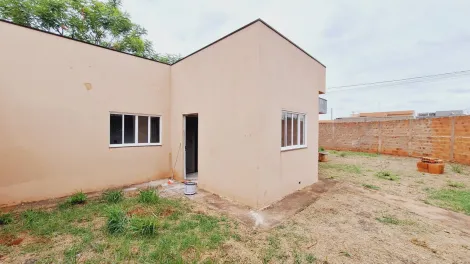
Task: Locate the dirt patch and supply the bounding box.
[0,234,24,246]
[127,206,147,216]
[160,208,175,217]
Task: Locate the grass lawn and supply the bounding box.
[0,189,234,263]
[426,188,470,215]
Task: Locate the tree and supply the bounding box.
[0,0,181,63]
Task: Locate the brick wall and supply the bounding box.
[319,116,470,165]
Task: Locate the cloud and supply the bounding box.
[121,0,470,119]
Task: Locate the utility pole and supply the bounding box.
[331,108,333,120]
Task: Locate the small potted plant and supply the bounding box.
[318,147,328,162]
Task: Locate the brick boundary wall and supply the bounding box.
[319,116,470,165]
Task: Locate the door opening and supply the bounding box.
[184,114,198,180]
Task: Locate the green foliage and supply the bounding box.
[0,212,13,225]
[319,147,325,152]
[69,191,87,205]
[0,0,181,63]
[330,150,379,157]
[375,171,400,181]
[305,253,317,263]
[362,184,380,190]
[450,164,463,174]
[102,190,124,203]
[426,189,470,215]
[376,215,414,225]
[129,216,158,236]
[376,215,400,225]
[448,181,466,188]
[320,163,362,174]
[138,189,159,204]
[106,206,127,234]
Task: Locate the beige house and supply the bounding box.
[0,19,326,208]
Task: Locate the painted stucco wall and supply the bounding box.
[256,25,326,207]
[171,21,325,208]
[0,22,172,206]
[170,22,263,207]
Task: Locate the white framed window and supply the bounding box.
[109,112,161,147]
[281,110,307,151]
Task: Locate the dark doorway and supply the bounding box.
[185,115,198,179]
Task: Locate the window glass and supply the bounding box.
[110,114,122,144]
[150,117,160,143]
[138,116,149,143]
[124,115,135,143]
[293,114,299,145]
[286,113,293,146]
[299,115,305,145]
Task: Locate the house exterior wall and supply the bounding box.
[171,21,325,208]
[170,22,263,207]
[0,22,172,206]
[256,25,326,207]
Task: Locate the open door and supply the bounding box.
[184,114,198,180]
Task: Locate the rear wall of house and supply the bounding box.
[256,25,326,207]
[0,22,171,206]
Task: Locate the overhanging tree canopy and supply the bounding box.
[0,0,181,64]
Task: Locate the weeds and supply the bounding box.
[319,147,325,152]
[330,150,379,157]
[376,215,414,225]
[103,190,124,203]
[106,206,128,234]
[450,163,463,174]
[426,189,470,215]
[129,216,158,236]
[0,213,13,225]
[305,253,317,263]
[69,191,87,205]
[448,181,465,188]
[375,171,400,181]
[320,163,362,174]
[138,189,159,204]
[362,184,380,190]
[340,251,351,257]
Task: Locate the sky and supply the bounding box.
[121,0,470,119]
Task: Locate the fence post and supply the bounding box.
[408,119,413,157]
[450,116,455,162]
[378,121,382,154]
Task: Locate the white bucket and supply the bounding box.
[184,181,197,195]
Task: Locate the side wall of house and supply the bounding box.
[0,22,172,206]
[170,22,263,207]
[256,25,326,207]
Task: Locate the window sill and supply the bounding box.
[109,143,162,148]
[281,145,307,152]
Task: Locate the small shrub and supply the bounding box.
[103,190,124,203]
[0,213,13,225]
[69,191,87,205]
[339,152,347,157]
[106,206,128,234]
[375,171,400,181]
[362,184,380,190]
[319,147,325,152]
[448,181,465,188]
[129,216,158,236]
[138,189,159,204]
[450,164,463,174]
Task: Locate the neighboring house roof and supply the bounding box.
[0,18,325,68]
